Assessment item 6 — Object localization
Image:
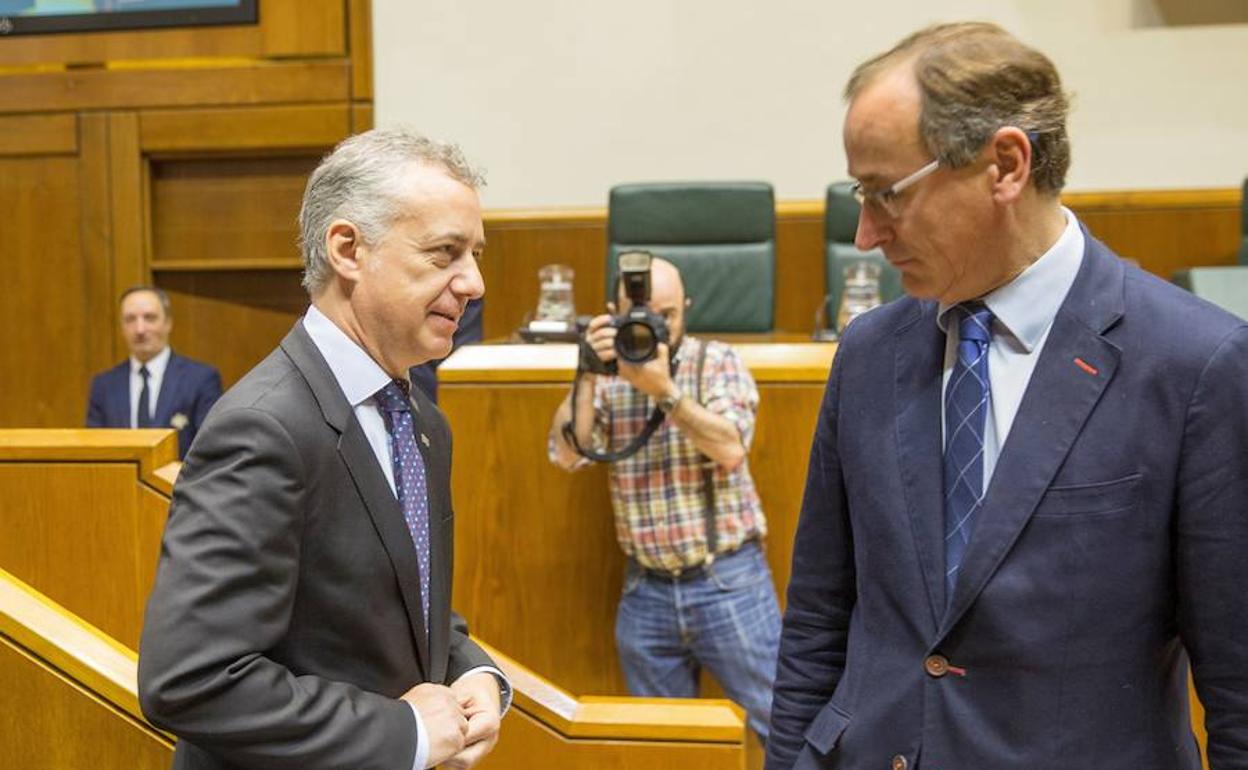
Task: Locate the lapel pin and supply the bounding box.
[420,434,430,447]
[1073,357,1099,376]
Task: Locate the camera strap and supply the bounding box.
[562,341,694,465]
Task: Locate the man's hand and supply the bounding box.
[618,341,675,400]
[584,311,617,368]
[442,672,503,770]
[401,683,468,769]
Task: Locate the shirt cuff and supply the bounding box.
[406,701,430,770]
[456,665,514,716]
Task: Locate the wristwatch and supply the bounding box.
[657,389,684,415]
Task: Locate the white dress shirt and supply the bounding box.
[129,346,171,427]
[302,305,510,770]
[938,207,1085,491]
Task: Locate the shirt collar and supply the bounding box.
[302,304,397,408]
[131,346,171,377]
[937,206,1084,352]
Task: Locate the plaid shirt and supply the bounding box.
[550,336,767,571]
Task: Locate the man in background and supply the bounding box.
[139,128,509,770]
[768,22,1248,769]
[86,285,221,459]
[548,257,782,743]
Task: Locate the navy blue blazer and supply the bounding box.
[768,230,1248,769]
[86,351,222,459]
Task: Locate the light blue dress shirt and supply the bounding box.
[938,208,1086,491]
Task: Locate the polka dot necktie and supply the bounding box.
[943,302,994,599]
[375,379,431,629]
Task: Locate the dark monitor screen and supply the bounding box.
[0,1,258,36]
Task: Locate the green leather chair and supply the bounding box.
[606,182,775,332]
[825,182,903,328]
[1171,266,1248,320]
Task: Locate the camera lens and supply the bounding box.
[616,320,657,363]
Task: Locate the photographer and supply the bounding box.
[547,256,781,743]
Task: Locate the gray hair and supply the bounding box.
[846,22,1072,195]
[298,127,486,294]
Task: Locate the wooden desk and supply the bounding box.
[440,342,835,697]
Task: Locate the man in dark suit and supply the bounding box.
[86,286,222,459]
[138,128,509,770]
[768,23,1248,770]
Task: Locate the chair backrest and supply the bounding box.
[825,182,903,327]
[606,182,775,332]
[1171,266,1248,320]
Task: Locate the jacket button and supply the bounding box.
[924,654,949,677]
[891,755,908,770]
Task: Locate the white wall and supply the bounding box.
[373,1,1248,208]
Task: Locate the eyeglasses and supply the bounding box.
[851,158,941,219]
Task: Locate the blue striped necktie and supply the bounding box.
[943,302,993,597]
[375,379,431,629]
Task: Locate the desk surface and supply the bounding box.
[440,341,838,384]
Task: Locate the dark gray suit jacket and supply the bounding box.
[138,321,493,769]
[767,231,1248,768]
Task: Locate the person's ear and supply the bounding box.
[325,220,365,283]
[988,126,1032,204]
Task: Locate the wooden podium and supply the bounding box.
[439,341,836,698]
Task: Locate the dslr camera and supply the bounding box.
[578,250,670,376]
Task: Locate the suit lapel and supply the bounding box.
[939,233,1125,636]
[153,353,182,427]
[109,363,131,425]
[894,302,948,626]
[280,323,432,678]
[339,419,433,674]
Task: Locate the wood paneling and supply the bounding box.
[78,114,125,368]
[0,0,344,68]
[0,463,145,648]
[140,104,352,154]
[0,61,351,114]
[0,431,176,650]
[1065,189,1242,279]
[0,152,90,427]
[149,155,319,269]
[0,570,174,769]
[0,113,77,157]
[157,271,308,387]
[108,112,146,310]
[774,202,828,334]
[441,345,831,697]
[481,209,609,341]
[259,0,346,58]
[0,639,173,770]
[482,711,751,770]
[349,0,374,101]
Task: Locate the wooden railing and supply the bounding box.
[0,429,757,768]
[0,567,173,769]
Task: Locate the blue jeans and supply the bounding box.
[614,540,782,741]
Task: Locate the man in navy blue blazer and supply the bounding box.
[86,286,222,459]
[768,23,1248,770]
